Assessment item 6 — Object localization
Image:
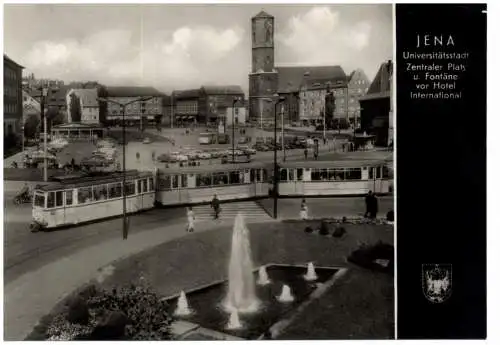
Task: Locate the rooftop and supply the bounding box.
[67,88,99,107]
[106,86,163,98]
[4,54,24,69]
[253,10,273,19]
[201,85,244,95]
[276,65,347,93]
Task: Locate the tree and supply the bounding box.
[45,107,66,132]
[69,93,82,122]
[24,115,40,139]
[325,92,335,129]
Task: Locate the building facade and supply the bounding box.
[22,90,41,122]
[172,89,201,126]
[105,87,163,127]
[347,69,371,127]
[224,106,247,126]
[4,55,24,136]
[66,88,100,124]
[359,60,393,146]
[201,85,245,126]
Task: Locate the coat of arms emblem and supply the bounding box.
[422,264,452,303]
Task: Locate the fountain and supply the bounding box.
[174,291,192,316]
[224,213,259,313]
[226,310,243,330]
[304,262,318,281]
[257,266,270,285]
[277,285,294,303]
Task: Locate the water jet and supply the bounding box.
[277,285,294,303]
[304,262,318,281]
[174,291,192,316]
[257,266,270,285]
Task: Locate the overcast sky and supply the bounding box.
[4,4,393,95]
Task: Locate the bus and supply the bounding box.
[198,132,217,145]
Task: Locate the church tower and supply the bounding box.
[249,10,279,126]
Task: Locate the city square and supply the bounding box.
[3,3,394,341]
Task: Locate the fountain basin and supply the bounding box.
[163,264,343,340]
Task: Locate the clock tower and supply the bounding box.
[249,10,278,126]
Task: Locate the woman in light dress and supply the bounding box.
[300,198,308,220]
[186,206,195,232]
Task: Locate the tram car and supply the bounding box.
[276,159,393,196]
[30,170,155,231]
[155,162,270,205]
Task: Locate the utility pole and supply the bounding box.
[273,95,285,219]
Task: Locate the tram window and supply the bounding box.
[55,191,64,207]
[369,167,374,179]
[109,183,122,198]
[34,193,45,207]
[197,174,212,187]
[66,190,73,206]
[297,168,303,181]
[262,169,268,182]
[93,184,108,200]
[78,187,93,203]
[280,169,288,181]
[320,169,328,181]
[289,169,295,181]
[172,175,179,188]
[382,166,390,178]
[333,169,345,180]
[311,169,321,181]
[138,180,142,194]
[47,192,55,208]
[149,177,154,191]
[142,179,148,192]
[159,175,171,190]
[229,171,240,184]
[346,168,362,180]
[213,172,228,185]
[181,175,188,188]
[250,169,255,182]
[125,181,135,196]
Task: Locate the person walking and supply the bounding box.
[186,206,195,232]
[211,194,220,220]
[300,198,308,220]
[364,190,373,218]
[371,193,379,220]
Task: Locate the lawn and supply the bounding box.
[96,220,394,340]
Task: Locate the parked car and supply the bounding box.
[237,145,257,155]
[143,137,152,144]
[157,153,174,163]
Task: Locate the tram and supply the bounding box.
[276,160,393,196]
[30,170,155,231]
[155,162,270,205]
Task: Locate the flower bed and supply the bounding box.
[29,284,174,340]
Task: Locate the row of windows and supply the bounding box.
[35,178,154,208]
[157,170,269,190]
[4,85,19,98]
[4,68,18,80]
[278,167,391,182]
[4,103,18,114]
[176,102,198,114]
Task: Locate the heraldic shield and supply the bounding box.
[422,264,452,303]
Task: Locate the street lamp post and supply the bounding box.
[97,96,153,240]
[39,86,49,182]
[273,94,285,219]
[171,92,175,129]
[232,97,241,162]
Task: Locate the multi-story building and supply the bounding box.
[22,90,41,121]
[248,10,367,129]
[160,93,173,127]
[347,69,371,127]
[360,60,393,146]
[22,73,64,92]
[200,85,245,126]
[66,88,100,124]
[105,86,163,127]
[4,55,24,137]
[172,89,201,126]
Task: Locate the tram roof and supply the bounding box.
[278,159,390,169]
[37,170,153,191]
[157,162,269,175]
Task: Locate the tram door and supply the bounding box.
[295,168,305,195]
[371,166,383,194]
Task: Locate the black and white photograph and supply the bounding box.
[2,1,491,342]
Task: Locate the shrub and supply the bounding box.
[319,221,330,236]
[347,242,394,275]
[304,226,314,233]
[45,285,174,340]
[332,226,346,238]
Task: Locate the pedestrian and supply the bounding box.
[364,190,373,218]
[314,150,318,160]
[371,193,379,220]
[211,194,220,220]
[186,206,195,232]
[300,198,308,220]
[304,148,308,160]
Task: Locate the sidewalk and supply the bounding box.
[3,218,275,340]
[258,196,394,220]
